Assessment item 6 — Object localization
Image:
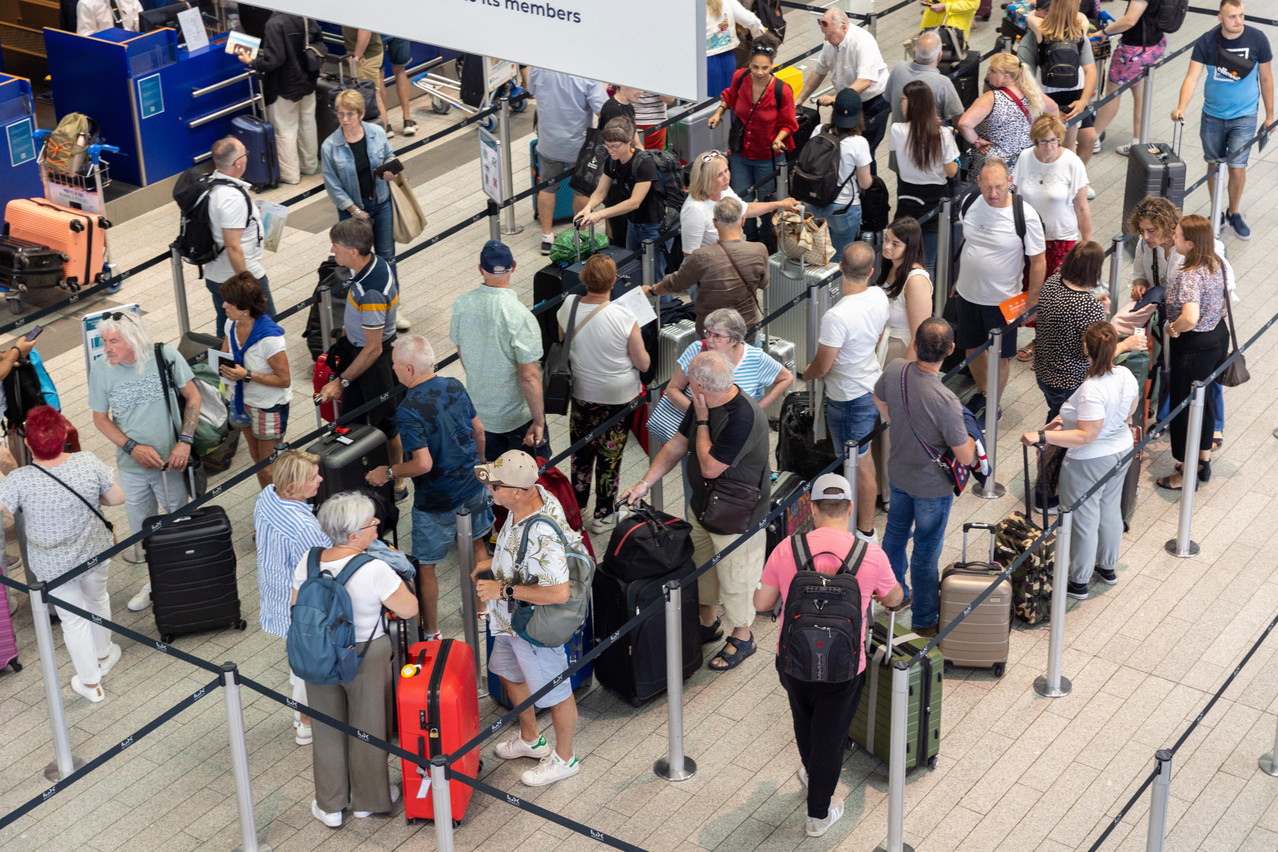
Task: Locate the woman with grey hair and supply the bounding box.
[292,491,418,828]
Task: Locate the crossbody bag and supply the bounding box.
[30,463,116,541]
[900,363,970,496]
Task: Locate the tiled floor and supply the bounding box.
[2,4,1278,851]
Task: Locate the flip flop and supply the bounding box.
[708,634,756,671]
[1211,432,1224,450]
[1155,475,1182,492]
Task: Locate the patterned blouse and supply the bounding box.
[1166,264,1226,333]
[971,89,1033,178]
[1034,273,1107,391]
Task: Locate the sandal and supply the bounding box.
[708,634,756,671]
[1017,341,1036,362]
[1211,432,1224,450]
[1155,475,1183,492]
[699,617,724,645]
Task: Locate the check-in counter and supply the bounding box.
[0,73,43,211]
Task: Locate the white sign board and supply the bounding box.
[478,128,502,204]
[240,0,707,99]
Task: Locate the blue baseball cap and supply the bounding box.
[480,240,515,274]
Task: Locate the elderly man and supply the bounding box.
[886,30,965,123]
[621,350,772,673]
[645,197,769,338]
[955,159,1046,418]
[796,8,891,156]
[203,136,275,337]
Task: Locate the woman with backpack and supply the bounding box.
[1018,0,1099,172]
[889,81,960,271]
[797,88,874,256]
[957,53,1054,180]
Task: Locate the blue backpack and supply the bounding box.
[287,548,376,685]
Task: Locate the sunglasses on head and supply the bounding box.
[752,46,776,57]
[700,150,724,162]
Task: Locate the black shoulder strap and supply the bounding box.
[1013,193,1027,243]
[30,463,114,532]
[210,178,257,235]
[773,78,783,112]
[154,343,181,441]
[960,189,979,218]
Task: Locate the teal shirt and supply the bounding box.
[449,286,542,434]
[88,343,194,473]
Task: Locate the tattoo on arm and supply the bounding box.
[181,392,201,437]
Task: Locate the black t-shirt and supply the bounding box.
[598,98,636,135]
[604,150,663,225]
[350,134,375,201]
[1122,0,1164,48]
[678,390,772,527]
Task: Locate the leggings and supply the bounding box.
[570,399,631,520]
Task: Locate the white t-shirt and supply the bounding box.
[889,123,959,187]
[204,172,266,282]
[815,26,889,100]
[819,286,889,401]
[680,188,745,253]
[1060,368,1138,460]
[830,135,873,207]
[1013,148,1089,241]
[956,196,1047,306]
[886,268,931,333]
[223,321,293,409]
[555,298,642,405]
[291,553,403,643]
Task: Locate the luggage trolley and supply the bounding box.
[411,54,526,130]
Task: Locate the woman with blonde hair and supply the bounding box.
[1020,0,1099,167]
[958,53,1055,178]
[680,150,799,253]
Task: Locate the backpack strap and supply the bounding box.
[333,552,375,585]
[790,531,815,571]
[773,78,783,113]
[837,538,868,577]
[209,178,259,243]
[514,513,569,581]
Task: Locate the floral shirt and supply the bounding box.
[1167,264,1226,333]
[486,485,576,635]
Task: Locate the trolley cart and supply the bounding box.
[412,54,526,130]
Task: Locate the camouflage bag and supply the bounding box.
[994,511,1054,625]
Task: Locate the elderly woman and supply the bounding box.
[556,255,650,533]
[322,88,397,270]
[254,449,330,745]
[89,310,201,613]
[1022,322,1138,600]
[217,272,291,489]
[681,150,798,254]
[958,53,1053,179]
[294,491,418,828]
[1014,115,1092,275]
[0,406,125,703]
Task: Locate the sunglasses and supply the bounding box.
[700,150,724,162]
[752,46,777,57]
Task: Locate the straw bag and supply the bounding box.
[389,173,427,243]
[772,210,835,265]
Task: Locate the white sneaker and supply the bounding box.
[496,732,552,760]
[588,514,617,535]
[798,766,808,788]
[295,723,312,746]
[311,800,342,828]
[1116,140,1136,157]
[97,643,122,678]
[1093,137,1102,154]
[521,753,580,787]
[354,784,400,818]
[395,316,412,331]
[854,529,879,545]
[1086,185,1096,200]
[806,798,845,837]
[71,675,104,703]
[127,582,151,612]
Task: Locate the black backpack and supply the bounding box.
[778,534,867,684]
[791,129,854,208]
[171,168,253,267]
[755,0,786,43]
[1039,35,1083,89]
[299,18,326,80]
[860,175,891,233]
[1154,0,1189,34]
[1,359,48,437]
[639,149,687,235]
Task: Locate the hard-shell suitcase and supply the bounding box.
[312,354,339,424]
[668,103,730,165]
[531,139,576,223]
[1122,122,1186,235]
[939,523,1011,676]
[231,115,280,190]
[994,443,1056,625]
[764,471,815,557]
[144,471,245,643]
[0,235,66,292]
[306,424,393,512]
[945,52,981,110]
[533,262,566,366]
[657,319,698,386]
[0,562,21,673]
[766,253,840,367]
[304,258,351,361]
[486,610,593,710]
[776,388,835,482]
[791,106,821,159]
[4,198,109,290]
[759,333,796,423]
[1122,425,1141,532]
[399,639,481,823]
[848,611,942,771]
[315,73,340,143]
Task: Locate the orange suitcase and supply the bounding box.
[4,198,110,289]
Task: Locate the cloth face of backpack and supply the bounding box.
[778,536,867,684]
[287,549,377,684]
[510,516,595,648]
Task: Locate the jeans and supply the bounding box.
[1037,377,1076,424]
[880,483,954,628]
[805,201,862,260]
[730,152,780,244]
[206,273,276,339]
[339,195,396,273]
[1200,112,1256,168]
[118,467,189,534]
[626,219,667,281]
[824,393,877,459]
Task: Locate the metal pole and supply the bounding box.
[454,509,486,697]
[1165,382,1205,557]
[866,12,878,38]
[487,198,501,242]
[811,278,829,442]
[1258,708,1278,776]
[1139,67,1156,146]
[843,439,858,533]
[1108,235,1125,317]
[170,246,191,339]
[497,96,522,236]
[221,663,271,852]
[776,158,790,199]
[1034,510,1074,698]
[430,756,457,852]
[646,383,665,512]
[29,583,84,782]
[1209,163,1227,238]
[973,329,1005,498]
[654,580,697,781]
[934,199,952,314]
[874,662,916,852]
[1146,750,1173,852]
[642,239,656,292]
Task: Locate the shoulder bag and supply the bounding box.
[697,410,764,535]
[543,297,607,416]
[388,172,426,243]
[1219,281,1250,387]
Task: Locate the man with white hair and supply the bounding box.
[886,30,965,123]
[796,8,891,155]
[366,334,491,640]
[621,350,772,673]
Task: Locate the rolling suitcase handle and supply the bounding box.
[570,221,596,265]
[159,462,200,509]
[961,522,997,562]
[1021,441,1050,530]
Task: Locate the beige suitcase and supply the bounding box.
[938,523,1011,677]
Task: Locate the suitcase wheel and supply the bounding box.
[453,819,462,829]
[69,220,84,233]
[944,660,953,674]
[8,658,21,673]
[98,217,112,229]
[927,755,938,769]
[235,620,247,631]
[162,634,175,644]
[481,115,496,132]
[7,296,21,314]
[992,662,1005,677]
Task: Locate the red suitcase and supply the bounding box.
[399,639,480,823]
[4,198,110,289]
[313,354,338,423]
[0,562,22,673]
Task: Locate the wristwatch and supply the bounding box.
[243,369,252,383]
[1038,430,1046,446]
[337,375,351,389]
[385,465,394,482]
[503,584,516,601]
[696,419,710,428]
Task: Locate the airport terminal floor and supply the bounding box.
[3,2,1278,850]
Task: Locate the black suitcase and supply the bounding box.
[533,262,566,366]
[792,106,821,157]
[776,390,835,481]
[304,257,351,361]
[765,471,815,557]
[144,472,245,644]
[231,115,281,190]
[944,53,981,110]
[0,235,65,291]
[592,563,700,706]
[1123,123,1186,235]
[602,502,694,582]
[316,74,340,143]
[306,424,393,513]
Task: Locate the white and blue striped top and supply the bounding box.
[253,485,331,638]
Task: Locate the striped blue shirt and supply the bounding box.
[253,485,331,638]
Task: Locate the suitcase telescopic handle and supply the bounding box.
[961,522,997,562]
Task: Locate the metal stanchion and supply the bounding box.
[1108,235,1125,317]
[776,158,790,199]
[1139,67,1156,145]
[642,238,656,291]
[454,508,486,697]
[843,439,858,533]
[933,199,952,316]
[1258,709,1278,775]
[1146,750,1173,852]
[810,278,830,442]
[866,11,878,37]
[497,97,522,236]
[654,580,697,781]
[645,383,665,511]
[874,662,916,852]
[430,756,457,852]
[973,329,1005,498]
[29,583,84,782]
[487,198,501,242]
[1209,163,1227,238]
[1034,509,1074,698]
[221,663,271,852]
[1165,381,1205,557]
[170,247,192,339]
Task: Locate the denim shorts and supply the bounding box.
[824,393,878,458]
[411,488,494,564]
[1200,113,1257,167]
[955,296,1019,359]
[383,36,411,67]
[488,634,573,708]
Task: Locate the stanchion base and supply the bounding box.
[43,756,85,781]
[1164,539,1201,558]
[972,481,1006,499]
[233,844,272,852]
[1260,752,1278,777]
[653,756,697,781]
[1033,675,1073,698]
[501,224,525,236]
[874,843,916,852]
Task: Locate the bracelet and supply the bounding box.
[1038,430,1046,446]
[122,439,137,456]
[178,434,194,446]
[696,419,710,427]
[639,480,651,492]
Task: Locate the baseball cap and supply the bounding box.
[831,89,863,129]
[474,450,539,489]
[811,473,853,501]
[479,240,515,274]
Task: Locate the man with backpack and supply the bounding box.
[238,13,324,186]
[754,473,902,838]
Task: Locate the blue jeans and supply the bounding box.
[881,483,954,628]
[339,195,396,273]
[730,152,781,244]
[1037,377,1075,424]
[824,393,877,459]
[411,488,494,564]
[805,201,862,260]
[626,219,667,282]
[1157,381,1224,432]
[206,273,276,339]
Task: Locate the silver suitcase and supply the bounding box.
[759,334,796,424]
[669,103,729,164]
[657,319,698,386]
[766,252,841,368]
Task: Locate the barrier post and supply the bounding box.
[843,439,858,533]
[642,238,656,292]
[810,277,829,441]
[1034,509,1074,698]
[28,583,85,782]
[1108,235,1125,317]
[1209,163,1227,238]
[220,662,272,852]
[1139,66,1156,145]
[498,96,523,236]
[1258,708,1278,775]
[874,662,916,852]
[933,199,952,315]
[430,756,457,852]
[973,328,1006,498]
[654,579,697,781]
[646,383,665,511]
[487,198,501,242]
[170,246,192,339]
[1146,750,1173,852]
[454,508,486,697]
[1165,381,1205,557]
[866,12,878,37]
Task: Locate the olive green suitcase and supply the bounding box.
[848,611,943,771]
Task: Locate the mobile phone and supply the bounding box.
[23,326,42,342]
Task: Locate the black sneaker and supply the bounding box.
[1095,568,1118,585]
[1066,582,1089,600]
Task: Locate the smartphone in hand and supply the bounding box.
[23,326,42,342]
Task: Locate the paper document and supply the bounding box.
[207,349,237,372]
[614,286,658,327]
[257,200,288,252]
[226,31,260,62]
[177,7,208,52]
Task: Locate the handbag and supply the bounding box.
[772,209,835,265]
[568,127,607,197]
[388,172,426,243]
[900,362,970,496]
[1219,289,1250,387]
[543,297,606,416]
[696,418,763,535]
[325,61,380,121]
[509,515,595,647]
[30,463,117,543]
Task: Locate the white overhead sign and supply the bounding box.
[247,0,707,100]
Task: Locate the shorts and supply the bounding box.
[1108,38,1166,87]
[488,634,573,709]
[537,151,573,190]
[1045,89,1096,129]
[383,36,411,67]
[1200,113,1256,167]
[955,295,1020,359]
[411,488,494,564]
[352,52,385,84]
[823,392,878,458]
[237,401,289,441]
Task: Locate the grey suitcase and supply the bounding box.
[1122,122,1186,235]
[657,319,698,386]
[938,522,1011,677]
[766,253,841,370]
[668,103,730,165]
[759,333,796,424]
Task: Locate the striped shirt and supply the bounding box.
[253,485,331,638]
[344,254,398,347]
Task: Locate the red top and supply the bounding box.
[720,68,799,162]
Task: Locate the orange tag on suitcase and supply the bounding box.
[999,293,1027,323]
